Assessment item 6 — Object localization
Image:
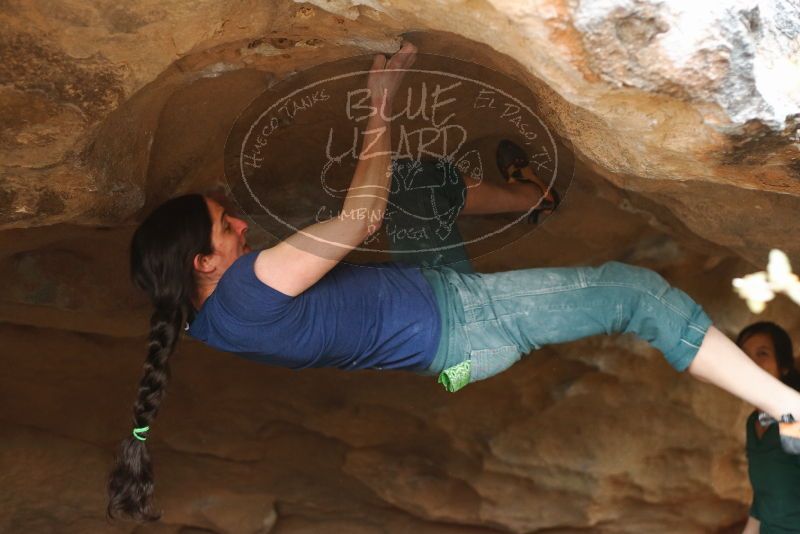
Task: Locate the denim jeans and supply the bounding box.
[383,156,713,390]
[417,261,713,391]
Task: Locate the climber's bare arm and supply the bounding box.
[741,516,759,534]
[254,218,376,297]
[253,95,386,297]
[253,41,417,297]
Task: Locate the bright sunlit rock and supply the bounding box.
[732,249,800,313]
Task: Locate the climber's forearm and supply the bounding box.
[742,516,760,534]
[341,94,393,231]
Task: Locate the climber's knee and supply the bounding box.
[591,261,671,300]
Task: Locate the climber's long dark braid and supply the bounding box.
[106,194,212,523]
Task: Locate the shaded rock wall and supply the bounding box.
[2,0,800,532]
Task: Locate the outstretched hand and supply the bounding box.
[367,41,417,106]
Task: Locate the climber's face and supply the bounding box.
[196,196,250,276]
[741,332,781,379]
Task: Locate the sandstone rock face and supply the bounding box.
[571,0,800,128]
[2,0,799,532]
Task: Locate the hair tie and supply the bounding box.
[132,426,150,441]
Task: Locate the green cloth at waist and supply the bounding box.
[419,267,472,392]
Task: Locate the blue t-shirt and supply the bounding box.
[187,250,441,372]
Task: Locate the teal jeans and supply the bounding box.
[418,262,712,391]
[384,156,712,391]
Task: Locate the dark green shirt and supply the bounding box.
[746,410,800,533]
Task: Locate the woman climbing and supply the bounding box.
[737,322,800,534]
[106,41,800,523]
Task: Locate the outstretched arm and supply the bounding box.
[254,42,417,297]
[342,41,417,229]
[741,516,759,534]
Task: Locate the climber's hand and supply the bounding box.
[366,41,417,107]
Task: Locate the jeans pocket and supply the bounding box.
[468,345,521,384]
